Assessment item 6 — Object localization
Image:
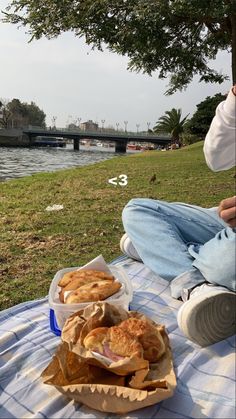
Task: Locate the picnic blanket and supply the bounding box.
[0,256,235,419]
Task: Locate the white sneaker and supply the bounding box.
[120,233,142,262]
[177,284,236,347]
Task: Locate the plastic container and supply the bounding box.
[49,263,133,332]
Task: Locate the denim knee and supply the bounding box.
[123,198,163,215]
[122,198,147,224]
[192,228,236,292]
[194,262,236,292]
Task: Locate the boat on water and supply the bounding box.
[127,143,156,151]
[33,136,66,148]
[127,144,141,150]
[140,145,156,151]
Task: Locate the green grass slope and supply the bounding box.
[0,142,234,309]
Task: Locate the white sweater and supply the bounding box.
[203,89,236,171]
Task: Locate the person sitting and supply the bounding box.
[120,86,236,347]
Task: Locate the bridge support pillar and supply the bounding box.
[115,140,127,153]
[74,138,80,150]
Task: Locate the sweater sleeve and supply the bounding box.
[203,89,236,171]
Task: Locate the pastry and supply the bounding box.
[118,317,166,362]
[83,325,143,361]
[58,269,115,288]
[65,279,121,304]
[59,275,114,303]
[83,327,109,353]
[107,326,143,359]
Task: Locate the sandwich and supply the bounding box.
[83,325,143,362]
[118,317,166,362]
[83,317,166,363]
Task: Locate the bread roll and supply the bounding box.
[83,325,143,361]
[118,317,166,362]
[107,326,143,359]
[83,327,109,353]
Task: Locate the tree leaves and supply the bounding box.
[0,98,46,128]
[187,92,227,137]
[2,0,234,92]
[154,108,189,142]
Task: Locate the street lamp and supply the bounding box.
[116,122,120,131]
[101,119,105,131]
[52,116,57,129]
[136,123,140,133]
[147,122,151,136]
[77,117,81,129]
[124,120,128,132]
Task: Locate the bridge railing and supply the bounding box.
[24,126,170,140]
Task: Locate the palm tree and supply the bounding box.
[154,108,189,146]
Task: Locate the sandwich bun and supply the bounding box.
[118,317,166,362]
[83,325,143,362]
[83,327,109,353]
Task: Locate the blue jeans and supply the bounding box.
[122,199,236,298]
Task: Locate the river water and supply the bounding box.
[0,144,130,181]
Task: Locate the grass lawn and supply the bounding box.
[0,142,235,310]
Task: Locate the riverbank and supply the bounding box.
[0,128,30,147]
[0,145,117,181]
[1,142,235,310]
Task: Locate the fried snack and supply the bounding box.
[84,325,143,361]
[64,276,114,292]
[58,269,115,288]
[65,280,121,304]
[118,317,166,362]
[59,275,115,303]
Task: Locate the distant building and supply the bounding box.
[80,120,98,131]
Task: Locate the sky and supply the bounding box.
[0,2,232,132]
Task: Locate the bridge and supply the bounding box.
[23,128,171,152]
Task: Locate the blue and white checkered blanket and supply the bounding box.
[0,257,235,418]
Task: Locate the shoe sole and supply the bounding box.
[120,234,142,261]
[120,233,128,253]
[178,290,236,347]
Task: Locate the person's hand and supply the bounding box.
[218,196,236,228]
[232,85,236,96]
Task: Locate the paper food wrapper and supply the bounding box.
[75,254,113,275]
[42,302,176,413]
